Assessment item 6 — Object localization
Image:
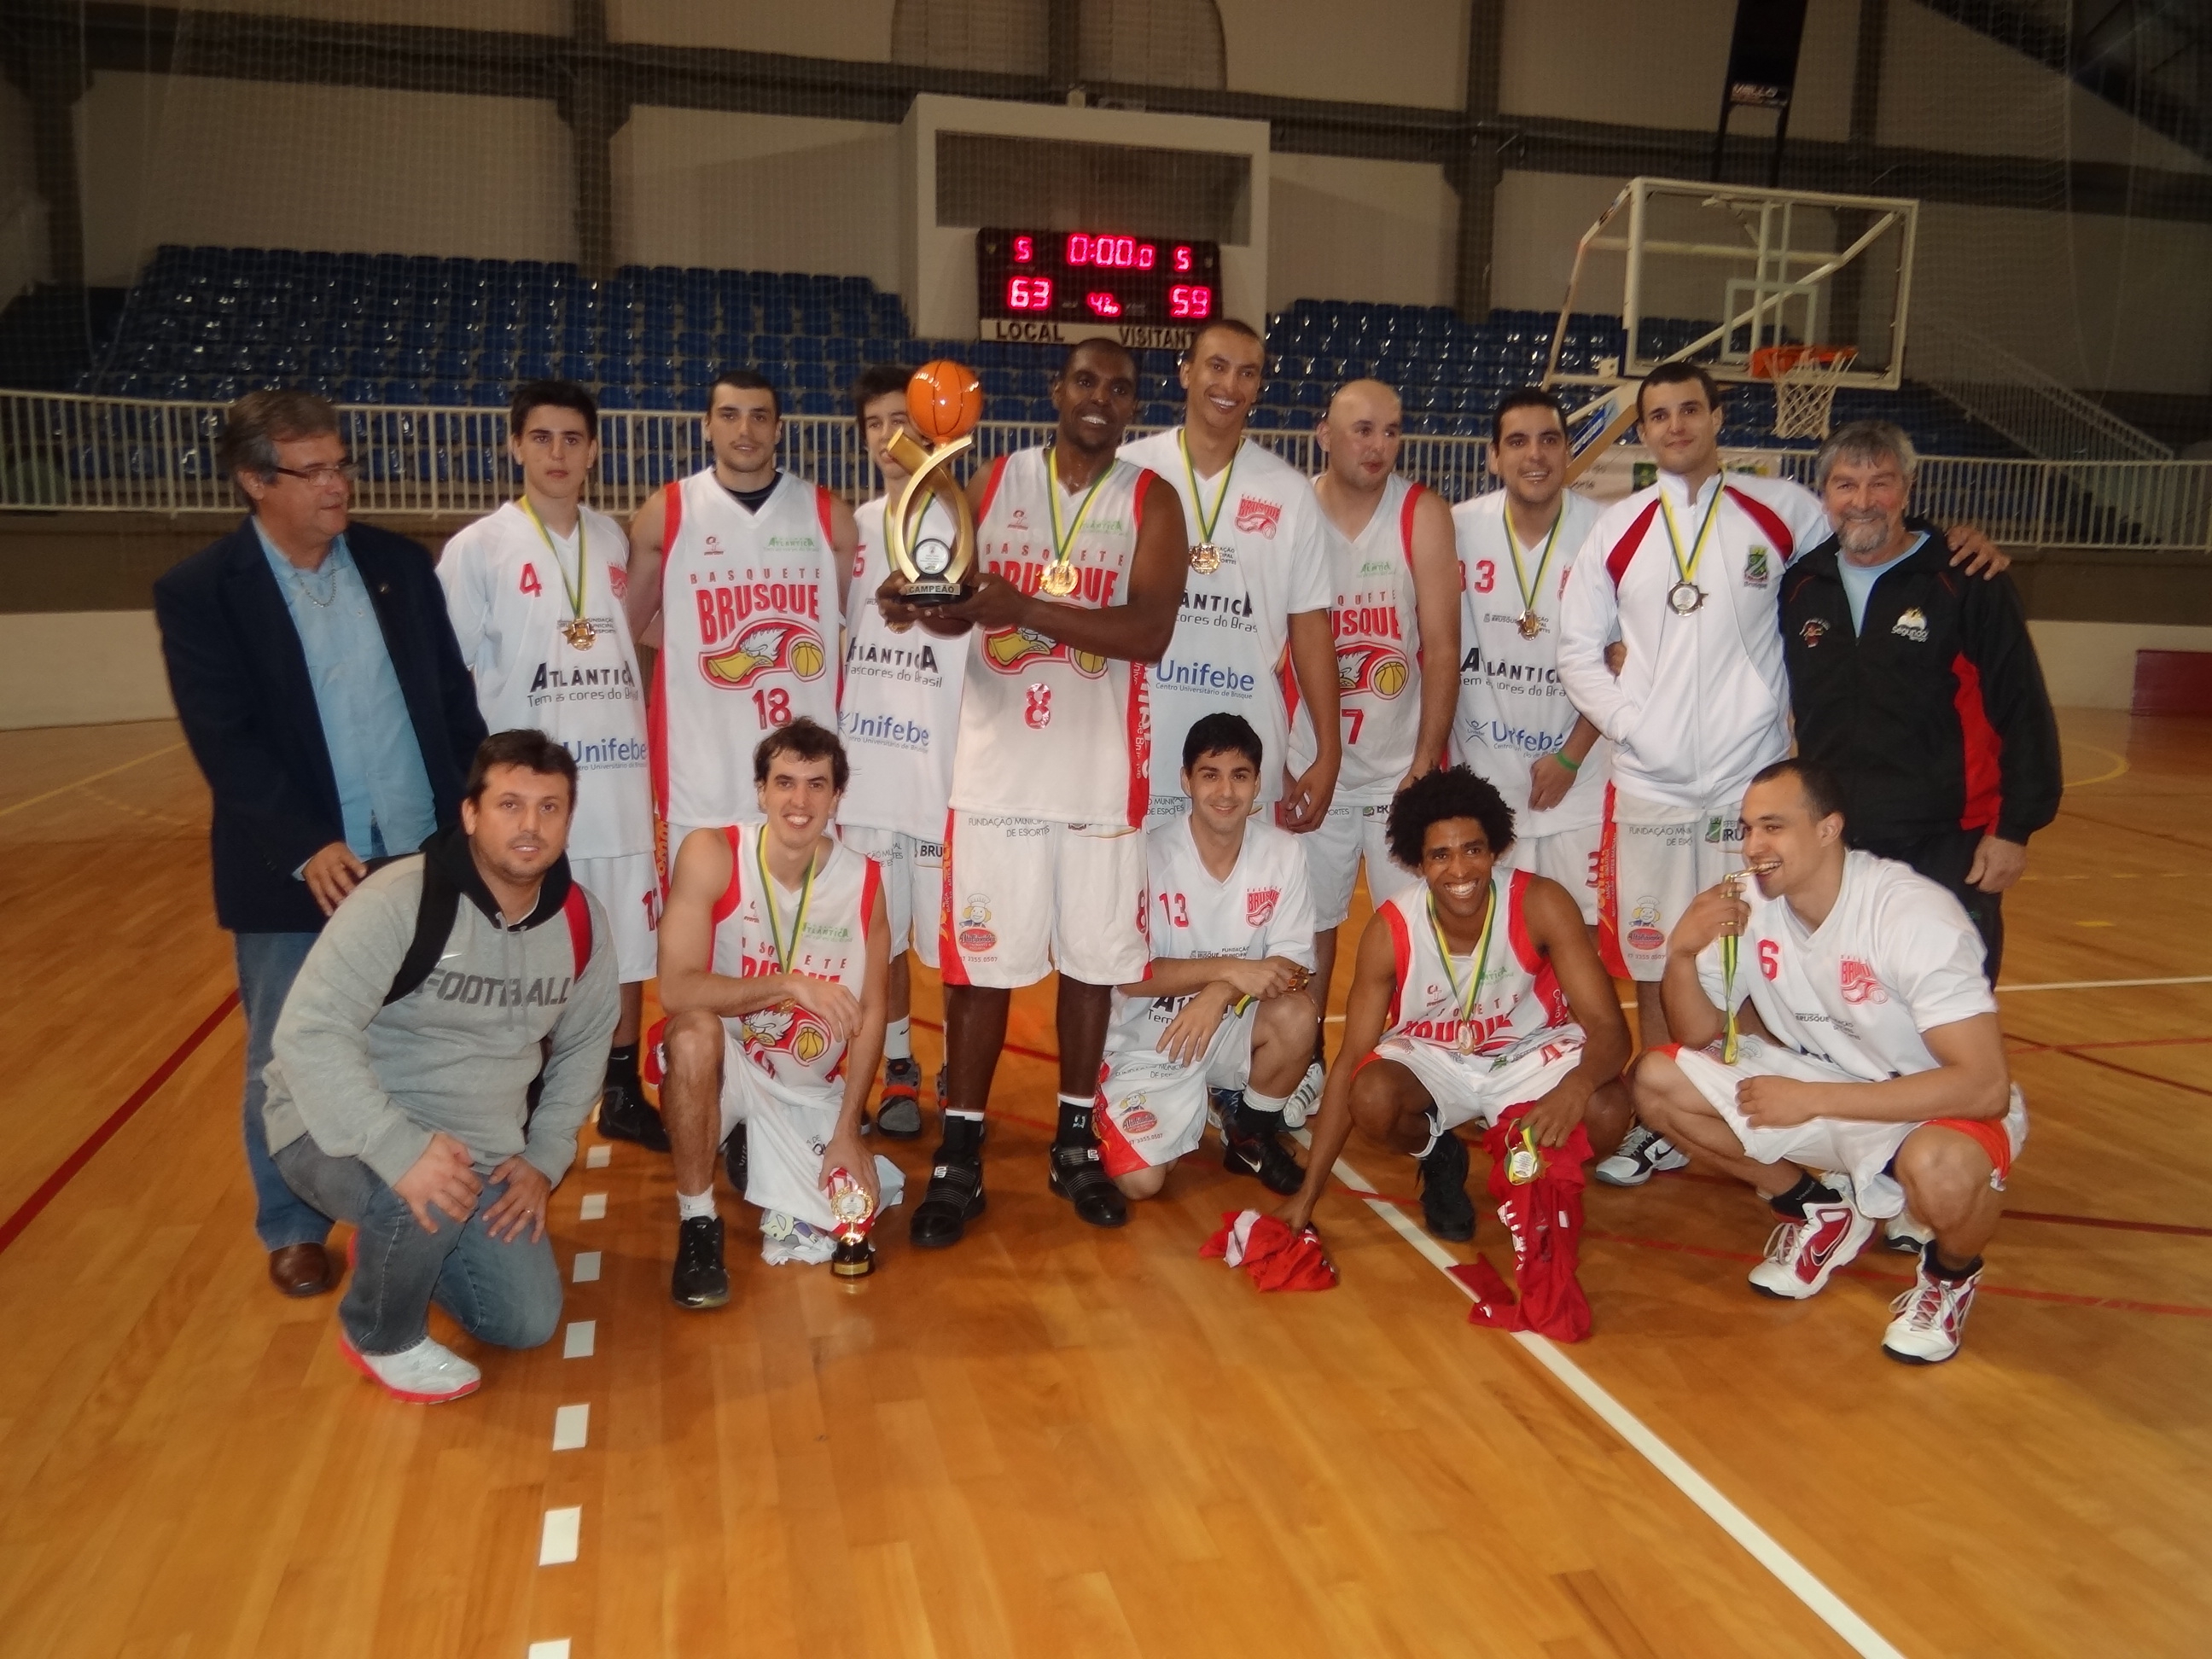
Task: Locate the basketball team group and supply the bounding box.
[152,315,2064,1405]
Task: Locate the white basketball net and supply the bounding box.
[1763,347,1858,441]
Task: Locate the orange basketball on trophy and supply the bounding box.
[909,359,984,445]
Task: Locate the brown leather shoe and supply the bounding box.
[268,1243,335,1297]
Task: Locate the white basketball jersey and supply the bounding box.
[949,447,1157,827]
[1378,870,1574,1058]
[1698,849,1996,1080]
[1287,474,1428,805]
[651,470,840,828]
[436,499,653,859]
[1107,817,1317,1060]
[839,492,968,840]
[1119,429,1333,811]
[701,823,880,1107]
[1450,489,1611,835]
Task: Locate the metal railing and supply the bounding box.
[1909,317,2174,463]
[1,389,2207,551]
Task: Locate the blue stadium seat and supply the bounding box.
[637,386,678,410]
[339,378,383,404]
[469,381,509,407]
[427,381,467,406]
[597,384,635,410]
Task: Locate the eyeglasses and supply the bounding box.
[270,462,359,486]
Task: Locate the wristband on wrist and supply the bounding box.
[1556,750,1580,772]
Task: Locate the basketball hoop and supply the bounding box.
[1753,345,1858,441]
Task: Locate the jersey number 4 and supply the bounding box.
[519,562,542,597]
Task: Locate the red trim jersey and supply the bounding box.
[702,823,881,1109]
[1555,470,1831,809]
[650,470,840,827]
[948,446,1157,827]
[1694,849,1995,1080]
[1377,870,1574,1058]
[1288,474,1427,805]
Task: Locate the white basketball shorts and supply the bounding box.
[1598,788,1745,981]
[940,812,1150,990]
[1302,800,1421,929]
[1095,1003,1257,1177]
[572,851,660,982]
[838,824,942,969]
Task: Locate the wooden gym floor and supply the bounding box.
[0,710,2205,1658]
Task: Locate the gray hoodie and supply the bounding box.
[263,830,619,1189]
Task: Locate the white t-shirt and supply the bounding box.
[1556,469,1831,810]
[436,499,653,859]
[1119,428,1332,810]
[1287,473,1431,805]
[839,493,967,840]
[1697,849,1996,1080]
[1108,816,1317,1061]
[1450,488,1611,836]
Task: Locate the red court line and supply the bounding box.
[0,991,240,1257]
[909,1015,1060,1069]
[2046,1045,2212,1102]
[2008,1034,2212,1056]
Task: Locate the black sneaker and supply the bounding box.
[671,1214,730,1309]
[876,1057,924,1139]
[1221,1097,1304,1196]
[1048,1141,1129,1228]
[722,1124,748,1194]
[910,1155,987,1249]
[1417,1125,1476,1242]
[597,1077,670,1152]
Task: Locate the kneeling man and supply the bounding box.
[1633,758,2025,1364]
[657,719,889,1308]
[1098,714,1318,1199]
[265,731,619,1402]
[1280,766,1632,1243]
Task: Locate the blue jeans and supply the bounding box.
[273,1135,563,1356]
[235,931,335,1250]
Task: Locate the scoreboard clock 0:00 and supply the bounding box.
[976,228,1222,332]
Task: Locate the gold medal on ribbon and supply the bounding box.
[561,617,596,649]
[1719,870,1744,1064]
[1039,560,1080,597]
[1659,483,1723,622]
[755,829,818,984]
[1040,445,1110,602]
[1516,609,1544,640]
[520,495,596,649]
[1178,429,1237,578]
[1505,506,1563,645]
[1430,879,1498,1062]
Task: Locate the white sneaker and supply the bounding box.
[1748,1185,1875,1300]
[1883,1255,1982,1364]
[1883,1211,1936,1255]
[1282,1061,1325,1130]
[339,1332,481,1403]
[1592,1124,1691,1188]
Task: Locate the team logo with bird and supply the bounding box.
[982,626,1107,679]
[1336,640,1410,700]
[736,1004,835,1066]
[700,618,828,689]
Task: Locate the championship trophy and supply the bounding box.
[882,358,983,605]
[826,1166,877,1279]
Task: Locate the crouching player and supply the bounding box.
[1098,713,1318,1199]
[1633,759,2025,1364]
[655,720,889,1308]
[1278,767,1632,1243]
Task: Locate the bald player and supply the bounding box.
[1121,319,1341,835]
[1286,379,1461,1120]
[624,368,859,846]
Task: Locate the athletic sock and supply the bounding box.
[605,1040,641,1089]
[677,1189,718,1222]
[884,1016,912,1063]
[1926,1243,1983,1281]
[1768,1173,1842,1220]
[1242,1088,1289,1126]
[940,1109,985,1160]
[1054,1092,1094,1149]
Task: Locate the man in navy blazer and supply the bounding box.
[154,389,486,1297]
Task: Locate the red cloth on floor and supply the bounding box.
[1200,1209,1338,1291]
[1470,1103,1595,1342]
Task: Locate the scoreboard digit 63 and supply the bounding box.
[976,228,1221,341]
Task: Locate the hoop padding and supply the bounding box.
[1755,346,1859,441]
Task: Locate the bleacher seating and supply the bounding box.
[69,246,2021,457]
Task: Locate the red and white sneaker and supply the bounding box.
[338,1331,481,1402]
[1882,1256,1982,1365]
[1748,1185,1874,1300]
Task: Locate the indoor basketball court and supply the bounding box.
[2,3,2209,1656]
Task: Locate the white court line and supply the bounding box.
[579,1193,608,1221]
[526,1643,572,1659]
[552,1403,590,1452]
[538,1506,581,1566]
[562,1320,595,1358]
[1303,1133,1906,1659]
[1997,974,2212,993]
[571,1250,602,1284]
[585,1144,611,1168]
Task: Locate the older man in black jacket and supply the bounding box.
[154,389,486,1296]
[1779,419,2062,981]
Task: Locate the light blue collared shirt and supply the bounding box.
[257,521,437,864]
[1837,532,1929,634]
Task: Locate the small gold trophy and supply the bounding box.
[826,1166,877,1279]
[883,358,984,606]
